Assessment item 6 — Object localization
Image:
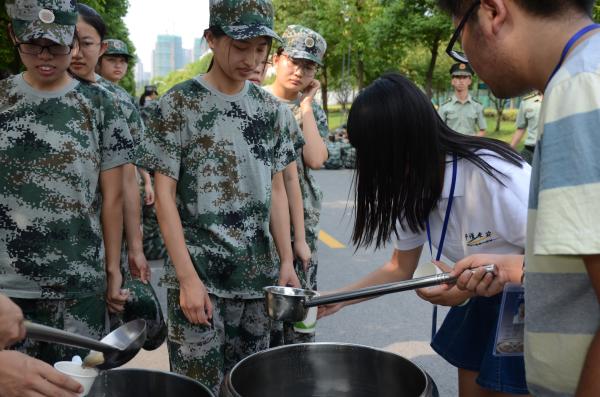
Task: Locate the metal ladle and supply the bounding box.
[25,319,147,369]
[265,265,497,322]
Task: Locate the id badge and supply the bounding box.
[493,283,525,357]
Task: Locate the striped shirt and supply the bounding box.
[525,31,600,396]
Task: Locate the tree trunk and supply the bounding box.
[357,58,365,91]
[495,111,502,132]
[425,34,441,99]
[321,64,329,115]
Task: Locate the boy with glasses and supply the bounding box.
[439,0,600,395]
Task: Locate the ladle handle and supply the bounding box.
[306,264,496,307]
[25,321,120,353]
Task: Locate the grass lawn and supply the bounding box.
[327,112,523,150]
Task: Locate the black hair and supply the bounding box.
[139,86,158,107]
[204,26,272,74]
[438,0,595,18]
[348,72,523,249]
[76,4,107,40]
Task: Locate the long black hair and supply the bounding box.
[348,72,523,249]
[76,4,107,40]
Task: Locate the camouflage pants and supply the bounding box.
[11,295,107,364]
[166,290,271,395]
[270,251,319,347]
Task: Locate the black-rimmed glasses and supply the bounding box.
[16,42,73,56]
[445,0,480,63]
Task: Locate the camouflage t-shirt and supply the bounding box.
[264,86,329,250]
[96,75,144,144]
[137,76,297,298]
[0,74,135,299]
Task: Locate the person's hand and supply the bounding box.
[179,276,213,326]
[300,80,321,108]
[106,270,129,313]
[293,239,312,272]
[416,284,473,306]
[451,254,524,297]
[0,294,25,349]
[317,300,344,319]
[278,261,301,289]
[127,249,151,284]
[143,183,155,206]
[0,350,83,397]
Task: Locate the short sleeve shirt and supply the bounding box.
[136,76,297,298]
[524,32,600,397]
[515,94,542,147]
[438,95,487,136]
[394,151,530,263]
[0,74,135,299]
[96,76,145,144]
[264,85,329,250]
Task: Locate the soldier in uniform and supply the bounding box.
[265,25,329,345]
[136,0,300,393]
[510,92,543,164]
[97,38,132,86]
[324,136,343,169]
[438,63,487,136]
[1,0,135,364]
[70,4,151,287]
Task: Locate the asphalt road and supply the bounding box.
[143,168,457,395]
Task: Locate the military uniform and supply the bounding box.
[515,93,542,164]
[1,0,135,364]
[265,25,328,346]
[136,2,296,392]
[100,39,137,105]
[438,63,487,136]
[324,140,343,169]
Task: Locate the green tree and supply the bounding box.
[151,53,213,94]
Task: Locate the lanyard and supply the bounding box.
[546,23,600,88]
[426,154,458,262]
[427,154,458,340]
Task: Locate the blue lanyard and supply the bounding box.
[427,154,457,340]
[426,154,458,261]
[546,23,600,88]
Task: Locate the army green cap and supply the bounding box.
[103,39,132,58]
[450,62,474,77]
[209,0,282,42]
[6,0,77,47]
[282,25,326,66]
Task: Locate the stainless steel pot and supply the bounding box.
[87,368,214,397]
[265,265,496,322]
[220,343,439,397]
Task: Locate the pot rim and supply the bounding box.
[225,342,432,396]
[101,368,214,396]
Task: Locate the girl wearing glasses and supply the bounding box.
[319,73,531,396]
[70,4,151,294]
[265,25,330,346]
[0,0,134,365]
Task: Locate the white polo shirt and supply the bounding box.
[394,151,531,264]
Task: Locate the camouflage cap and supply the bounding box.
[282,25,326,66]
[6,0,77,47]
[450,62,474,77]
[103,39,132,58]
[209,0,282,42]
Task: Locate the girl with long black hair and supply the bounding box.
[319,73,531,396]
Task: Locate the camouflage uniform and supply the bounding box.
[103,38,132,59]
[265,25,328,346]
[136,73,297,393]
[324,140,343,169]
[0,68,134,363]
[340,141,356,168]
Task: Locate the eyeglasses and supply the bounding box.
[16,42,73,56]
[445,0,480,63]
[283,54,319,76]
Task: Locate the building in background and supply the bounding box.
[192,37,209,61]
[152,34,185,78]
[183,49,192,66]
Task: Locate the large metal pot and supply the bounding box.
[87,368,214,397]
[221,343,438,397]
